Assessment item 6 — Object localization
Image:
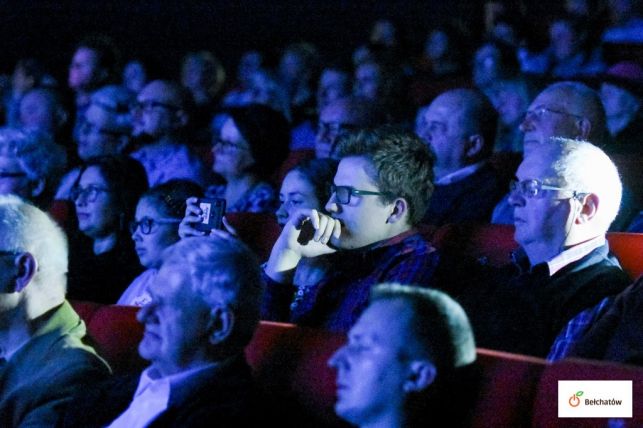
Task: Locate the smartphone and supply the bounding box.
[195,198,226,232]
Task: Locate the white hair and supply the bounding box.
[0,195,68,302]
[550,137,622,231]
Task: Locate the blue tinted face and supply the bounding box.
[131,197,180,269]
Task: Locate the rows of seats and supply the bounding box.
[70,301,643,427]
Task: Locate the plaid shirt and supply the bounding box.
[261,229,439,332]
[547,295,613,361]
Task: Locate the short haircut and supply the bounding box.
[140,179,204,219]
[336,127,435,225]
[162,235,264,355]
[181,50,226,96]
[542,81,607,144]
[227,104,291,180]
[149,79,196,118]
[75,34,121,86]
[0,127,67,207]
[371,283,476,371]
[289,158,338,208]
[90,84,135,134]
[549,137,622,231]
[0,195,68,303]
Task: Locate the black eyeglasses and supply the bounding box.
[71,185,111,203]
[213,137,249,151]
[510,178,580,199]
[0,171,27,179]
[130,100,181,113]
[330,184,389,205]
[129,217,181,235]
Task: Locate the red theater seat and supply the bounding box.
[606,232,643,280]
[432,223,518,267]
[533,358,643,427]
[225,212,281,261]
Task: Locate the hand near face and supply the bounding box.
[265,208,341,282]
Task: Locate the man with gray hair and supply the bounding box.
[459,138,631,357]
[0,195,110,425]
[66,233,265,427]
[0,127,67,208]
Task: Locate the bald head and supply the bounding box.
[521,81,607,156]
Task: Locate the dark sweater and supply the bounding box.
[424,163,505,226]
[458,244,631,357]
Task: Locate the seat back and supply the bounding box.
[471,348,547,428]
[532,358,643,427]
[226,212,281,261]
[432,223,517,267]
[606,232,643,280]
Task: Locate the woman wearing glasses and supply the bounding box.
[208,104,290,213]
[67,155,148,303]
[118,179,203,306]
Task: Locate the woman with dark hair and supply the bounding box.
[118,179,203,306]
[208,103,290,213]
[67,155,148,303]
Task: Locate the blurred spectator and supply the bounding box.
[0,127,67,209]
[207,104,289,213]
[472,41,520,98]
[122,59,148,94]
[130,79,209,187]
[3,58,47,127]
[0,195,110,426]
[221,50,264,107]
[487,77,537,153]
[418,88,504,226]
[602,0,643,43]
[18,87,69,139]
[599,61,643,155]
[330,283,477,428]
[278,42,319,125]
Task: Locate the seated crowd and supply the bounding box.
[1,7,643,426]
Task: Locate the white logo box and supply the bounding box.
[558,380,633,418]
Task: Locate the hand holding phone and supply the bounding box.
[195,198,226,232]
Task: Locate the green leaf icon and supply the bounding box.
[576,391,584,397]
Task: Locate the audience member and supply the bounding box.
[472,41,520,98]
[208,104,289,213]
[67,155,148,303]
[0,127,67,209]
[3,58,47,127]
[0,195,110,426]
[418,88,505,226]
[64,234,265,427]
[459,138,631,357]
[602,0,643,43]
[487,77,536,153]
[122,59,148,94]
[315,96,382,159]
[56,84,135,199]
[329,283,478,428]
[278,42,319,124]
[276,158,338,288]
[130,79,208,187]
[18,87,70,139]
[118,179,204,306]
[599,61,643,155]
[261,127,438,332]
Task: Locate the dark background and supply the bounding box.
[0,1,565,81]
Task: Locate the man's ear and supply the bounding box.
[403,360,437,393]
[576,193,599,224]
[465,134,484,159]
[387,198,408,224]
[576,117,592,139]
[30,178,46,199]
[14,252,37,293]
[207,305,235,345]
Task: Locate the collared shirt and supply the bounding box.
[435,161,486,186]
[108,363,217,428]
[511,235,606,277]
[261,229,439,332]
[546,235,606,276]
